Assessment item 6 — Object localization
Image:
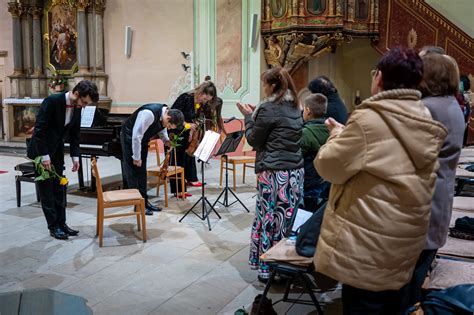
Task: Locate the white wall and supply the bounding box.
[104,0,194,112]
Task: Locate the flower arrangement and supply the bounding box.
[48,71,68,92]
[31,156,69,186]
[168,123,191,149]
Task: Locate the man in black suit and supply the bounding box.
[27,80,99,240]
[121,104,184,215]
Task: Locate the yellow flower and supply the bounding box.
[195,103,201,110]
[184,123,191,130]
[59,177,69,186]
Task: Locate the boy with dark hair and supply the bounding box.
[300,93,330,211]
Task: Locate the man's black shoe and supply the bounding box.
[145,202,162,212]
[50,227,68,240]
[144,207,154,216]
[61,224,79,236]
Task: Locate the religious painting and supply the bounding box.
[307,0,326,15]
[355,0,368,19]
[216,0,242,92]
[271,0,287,18]
[44,1,78,74]
[12,106,39,138]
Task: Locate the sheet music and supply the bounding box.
[291,208,313,232]
[81,106,96,128]
[194,130,220,162]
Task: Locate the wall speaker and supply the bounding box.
[124,26,132,58]
[249,14,259,49]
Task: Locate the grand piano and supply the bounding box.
[69,107,128,191]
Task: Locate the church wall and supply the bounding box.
[0,0,14,99]
[308,39,379,113]
[104,0,194,113]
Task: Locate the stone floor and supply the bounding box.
[0,151,342,315]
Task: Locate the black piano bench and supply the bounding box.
[14,162,40,207]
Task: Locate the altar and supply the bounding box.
[2,96,112,142]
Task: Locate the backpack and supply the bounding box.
[407,284,474,315]
[295,201,327,257]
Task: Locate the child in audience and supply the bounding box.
[300,94,330,211]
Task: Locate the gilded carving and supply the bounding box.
[76,0,90,11]
[264,36,283,67]
[407,28,417,49]
[30,7,43,19]
[52,0,72,6]
[94,0,106,14]
[7,2,22,18]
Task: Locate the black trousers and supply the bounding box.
[399,249,438,311]
[342,284,404,315]
[121,134,149,201]
[37,153,67,231]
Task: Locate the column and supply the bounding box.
[87,4,96,73]
[8,1,25,98]
[31,7,42,76]
[30,6,45,98]
[93,0,108,96]
[8,2,23,76]
[76,0,90,74]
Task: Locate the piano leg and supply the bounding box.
[78,156,85,190]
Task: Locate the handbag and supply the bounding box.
[295,201,327,257]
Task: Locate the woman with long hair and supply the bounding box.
[237,67,304,282]
[170,81,216,195]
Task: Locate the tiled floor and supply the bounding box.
[0,151,342,314]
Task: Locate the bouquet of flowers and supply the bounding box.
[168,123,191,148]
[48,71,68,92]
[31,156,69,186]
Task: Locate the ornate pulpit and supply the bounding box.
[261,0,379,74]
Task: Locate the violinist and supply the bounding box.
[120,104,184,215]
[169,80,217,196]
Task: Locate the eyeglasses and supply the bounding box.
[371,69,378,78]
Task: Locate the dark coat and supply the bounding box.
[300,119,329,193]
[325,93,348,125]
[423,95,465,249]
[244,99,303,173]
[27,92,81,165]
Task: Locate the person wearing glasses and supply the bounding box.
[313,48,447,314]
[27,80,99,240]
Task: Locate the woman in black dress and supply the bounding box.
[170,81,217,195]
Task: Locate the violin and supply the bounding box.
[186,126,204,156]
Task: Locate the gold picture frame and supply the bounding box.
[43,0,78,75]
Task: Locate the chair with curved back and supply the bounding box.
[219,135,256,190]
[147,139,186,207]
[91,157,146,247]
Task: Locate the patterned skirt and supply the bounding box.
[249,168,304,278]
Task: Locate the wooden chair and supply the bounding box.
[91,158,146,247]
[147,139,186,207]
[219,136,255,190]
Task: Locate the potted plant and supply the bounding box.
[48,71,68,93]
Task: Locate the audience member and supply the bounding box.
[308,76,348,124]
[400,52,465,310]
[314,48,447,314]
[236,67,303,282]
[300,93,330,211]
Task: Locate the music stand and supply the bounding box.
[179,130,221,231]
[212,131,250,212]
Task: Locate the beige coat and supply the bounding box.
[314,89,447,291]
